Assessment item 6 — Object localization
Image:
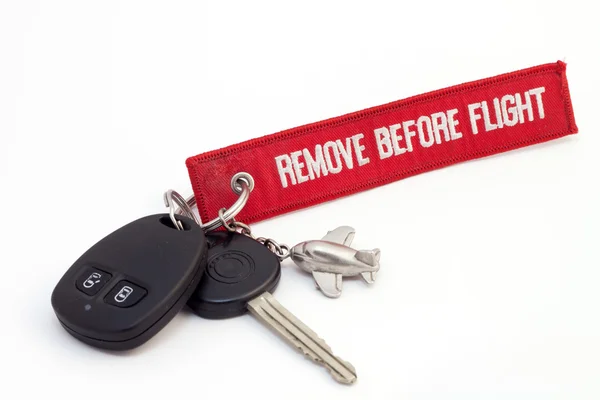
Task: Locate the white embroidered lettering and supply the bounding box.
[515,92,533,123]
[324,141,343,174]
[275,154,295,188]
[290,150,309,184]
[501,94,518,126]
[389,123,406,155]
[431,112,448,143]
[468,102,482,134]
[447,108,462,140]
[528,87,545,119]
[375,127,393,160]
[493,98,504,129]
[417,116,435,148]
[274,87,549,188]
[482,101,498,131]
[351,133,370,166]
[302,145,328,180]
[402,120,416,152]
[336,137,354,170]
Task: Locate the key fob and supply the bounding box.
[51,214,208,350]
[187,232,280,319]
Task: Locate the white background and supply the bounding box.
[1,1,598,399]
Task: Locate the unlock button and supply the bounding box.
[105,281,147,308]
[76,267,112,296]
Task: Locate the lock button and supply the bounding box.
[105,281,147,308]
[75,267,112,296]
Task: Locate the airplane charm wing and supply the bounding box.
[322,226,355,247]
[312,271,343,298]
[313,226,355,297]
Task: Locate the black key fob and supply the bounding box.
[187,231,280,319]
[51,214,207,351]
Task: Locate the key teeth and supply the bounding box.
[299,342,357,384]
[290,339,357,384]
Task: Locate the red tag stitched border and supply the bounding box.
[187,61,577,224]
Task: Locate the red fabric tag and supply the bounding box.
[187,61,577,224]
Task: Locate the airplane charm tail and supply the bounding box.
[355,249,380,284]
[355,248,381,266]
[360,271,376,284]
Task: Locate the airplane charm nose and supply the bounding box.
[289,242,306,260]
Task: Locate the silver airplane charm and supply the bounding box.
[289,226,381,298]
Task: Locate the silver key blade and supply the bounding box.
[247,292,357,385]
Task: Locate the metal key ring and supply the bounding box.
[173,172,254,232]
[164,189,200,230]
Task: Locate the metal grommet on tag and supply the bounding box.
[201,172,253,232]
[231,172,254,194]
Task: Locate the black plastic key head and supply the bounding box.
[51,214,208,351]
[187,232,281,319]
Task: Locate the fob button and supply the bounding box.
[208,251,255,284]
[105,281,147,308]
[76,267,112,296]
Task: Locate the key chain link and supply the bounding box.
[258,238,291,261]
[218,208,290,261]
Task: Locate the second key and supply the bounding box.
[187,231,357,385]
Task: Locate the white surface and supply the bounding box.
[1,1,599,399]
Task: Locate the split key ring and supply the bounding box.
[164,172,255,232]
